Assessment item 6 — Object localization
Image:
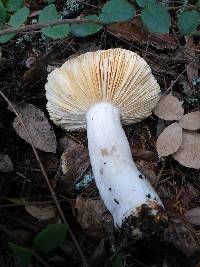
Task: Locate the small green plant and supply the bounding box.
[9,223,68,267]
[112,255,123,267]
[0,0,199,43]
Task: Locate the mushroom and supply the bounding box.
[46,48,165,236]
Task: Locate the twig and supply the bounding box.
[166,67,188,92]
[0,18,105,36]
[0,90,89,267]
[0,199,67,208]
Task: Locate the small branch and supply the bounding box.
[0,91,89,267]
[0,18,105,36]
[0,4,199,37]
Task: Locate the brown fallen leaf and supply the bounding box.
[153,94,184,121]
[108,18,177,50]
[165,216,199,257]
[185,208,200,226]
[0,154,13,172]
[61,137,89,181]
[13,103,57,153]
[75,196,113,239]
[173,131,200,169]
[180,184,198,208]
[156,123,183,156]
[185,36,199,84]
[150,33,177,50]
[25,204,57,220]
[179,112,200,130]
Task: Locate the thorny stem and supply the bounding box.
[0,18,105,36]
[0,4,199,37]
[0,90,89,267]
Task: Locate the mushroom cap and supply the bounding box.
[46,48,160,130]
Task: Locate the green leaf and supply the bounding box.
[197,0,200,5]
[141,5,171,33]
[0,6,6,28]
[6,0,24,12]
[136,0,156,7]
[39,4,70,39]
[112,255,123,267]
[34,224,68,253]
[0,33,15,43]
[9,242,33,267]
[100,0,136,23]
[178,10,200,35]
[71,15,102,37]
[39,4,57,22]
[0,6,29,44]
[0,0,5,8]
[41,24,70,39]
[9,7,29,28]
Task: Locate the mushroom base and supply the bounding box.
[120,202,167,239]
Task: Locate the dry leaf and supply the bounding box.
[185,208,200,226]
[13,103,57,153]
[108,18,177,50]
[180,184,198,208]
[154,94,184,121]
[165,216,199,257]
[179,112,200,130]
[185,37,198,84]
[25,204,57,220]
[173,131,200,169]
[156,123,182,156]
[75,196,113,239]
[150,33,177,50]
[0,154,13,172]
[61,137,89,180]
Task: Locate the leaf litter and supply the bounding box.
[154,94,200,169]
[0,153,13,172]
[0,3,200,266]
[12,103,57,153]
[156,122,183,156]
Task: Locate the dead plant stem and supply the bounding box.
[0,18,104,36]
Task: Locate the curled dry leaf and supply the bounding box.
[61,137,89,180]
[0,154,13,172]
[185,207,200,226]
[153,94,184,121]
[173,131,200,169]
[156,123,182,156]
[108,18,177,50]
[25,204,57,220]
[13,103,57,153]
[75,196,113,239]
[179,111,200,130]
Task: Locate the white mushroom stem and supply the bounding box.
[86,102,163,228]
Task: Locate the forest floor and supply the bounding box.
[0,1,200,267]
